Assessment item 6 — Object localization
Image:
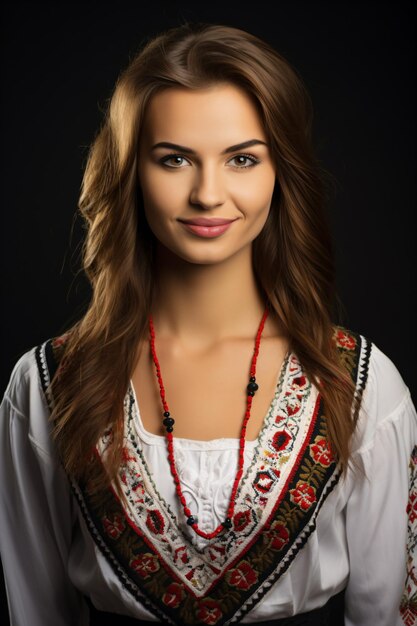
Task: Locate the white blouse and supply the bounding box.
[0,337,416,626]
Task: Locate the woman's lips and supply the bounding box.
[179,221,236,238]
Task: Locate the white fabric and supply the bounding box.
[0,340,416,626]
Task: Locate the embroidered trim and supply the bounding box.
[35,342,52,403]
[230,467,342,623]
[78,389,339,624]
[400,445,417,625]
[35,334,70,410]
[70,477,175,624]
[36,325,370,625]
[100,352,318,598]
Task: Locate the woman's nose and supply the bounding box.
[189,166,226,209]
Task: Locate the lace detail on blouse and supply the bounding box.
[131,383,257,551]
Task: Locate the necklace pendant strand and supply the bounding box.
[148,305,269,539]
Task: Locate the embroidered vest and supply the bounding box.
[35,326,372,625]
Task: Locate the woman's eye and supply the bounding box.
[160,155,189,168]
[228,154,260,169]
[159,153,260,169]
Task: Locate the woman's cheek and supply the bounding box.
[148,171,190,212]
[232,183,274,219]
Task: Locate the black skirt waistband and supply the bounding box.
[87,587,345,625]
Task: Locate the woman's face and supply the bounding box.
[138,83,276,266]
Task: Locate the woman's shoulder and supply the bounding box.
[332,323,409,402]
[4,330,71,399]
[365,340,410,413]
[1,337,68,455]
[333,324,415,455]
[3,345,39,414]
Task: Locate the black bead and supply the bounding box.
[222,517,232,529]
[163,417,175,427]
[250,376,256,382]
[163,411,170,417]
[247,381,259,393]
[187,515,196,525]
[166,426,174,433]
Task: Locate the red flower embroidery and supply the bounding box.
[196,599,223,625]
[266,521,290,551]
[162,582,184,609]
[272,429,292,452]
[130,553,160,579]
[336,330,356,351]
[293,375,307,389]
[406,490,417,525]
[102,513,126,540]
[310,436,334,467]
[233,510,251,532]
[274,413,286,426]
[146,509,165,535]
[287,400,301,416]
[174,545,189,564]
[289,481,316,511]
[228,560,258,590]
[254,470,276,493]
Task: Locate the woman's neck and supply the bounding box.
[151,244,278,352]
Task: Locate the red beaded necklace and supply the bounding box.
[148,304,269,540]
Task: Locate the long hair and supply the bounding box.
[51,22,358,495]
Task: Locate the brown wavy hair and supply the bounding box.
[51,22,359,495]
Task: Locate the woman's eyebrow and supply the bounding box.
[150,139,268,155]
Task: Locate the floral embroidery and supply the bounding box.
[196,598,223,625]
[310,436,334,468]
[146,509,165,535]
[335,329,356,351]
[76,336,360,623]
[102,513,126,540]
[174,545,190,565]
[227,560,258,590]
[289,481,317,511]
[253,469,279,494]
[293,375,308,390]
[265,521,290,551]
[286,399,301,416]
[233,510,252,532]
[162,582,185,608]
[37,325,369,625]
[400,446,417,625]
[332,326,362,390]
[130,553,160,579]
[271,429,293,452]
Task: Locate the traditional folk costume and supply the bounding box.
[0,326,416,625]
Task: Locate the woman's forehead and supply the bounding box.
[141,84,267,148]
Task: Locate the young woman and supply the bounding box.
[1,22,415,626]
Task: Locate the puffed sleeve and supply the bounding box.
[0,349,89,626]
[343,343,417,626]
